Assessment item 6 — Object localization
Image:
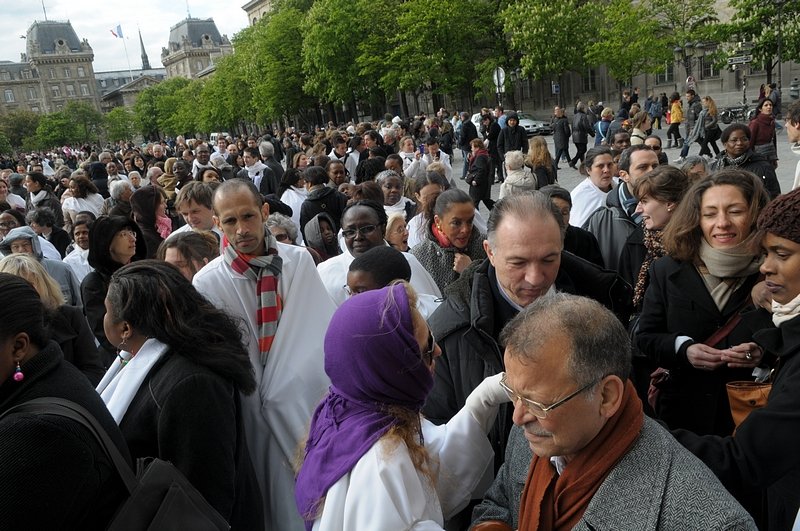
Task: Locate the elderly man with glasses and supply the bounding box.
[470,293,756,531]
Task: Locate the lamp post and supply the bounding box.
[509,67,522,111]
[774,0,785,99]
[673,42,704,87]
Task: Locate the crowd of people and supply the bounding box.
[0,96,799,530]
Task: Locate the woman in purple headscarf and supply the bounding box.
[295,282,507,530]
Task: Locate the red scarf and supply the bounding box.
[469,148,490,167]
[222,232,283,364]
[518,380,643,530]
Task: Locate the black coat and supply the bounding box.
[710,150,781,199]
[467,152,492,202]
[635,257,760,435]
[46,226,72,258]
[564,225,605,268]
[497,125,528,160]
[423,253,631,467]
[119,353,263,530]
[459,120,479,151]
[299,186,348,240]
[673,310,800,531]
[0,341,130,529]
[485,122,501,159]
[50,304,105,386]
[551,115,571,149]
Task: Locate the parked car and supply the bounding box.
[517,112,552,136]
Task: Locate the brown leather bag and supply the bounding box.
[726,381,771,430]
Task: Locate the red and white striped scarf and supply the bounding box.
[222,231,283,365]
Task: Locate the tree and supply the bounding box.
[105,106,136,142]
[133,77,191,139]
[585,0,672,88]
[0,131,11,156]
[500,0,592,83]
[63,101,104,144]
[721,0,800,82]
[648,0,719,79]
[34,111,77,148]
[198,53,253,133]
[0,110,40,150]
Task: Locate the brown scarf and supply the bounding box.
[518,380,643,530]
[633,229,665,310]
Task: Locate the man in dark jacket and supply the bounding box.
[685,89,703,140]
[459,112,479,179]
[569,102,595,168]
[299,166,348,241]
[482,114,503,184]
[551,106,571,167]
[496,113,528,183]
[423,193,631,472]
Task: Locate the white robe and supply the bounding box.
[317,244,442,307]
[193,242,335,531]
[62,247,93,283]
[569,177,613,228]
[313,406,494,530]
[280,186,308,242]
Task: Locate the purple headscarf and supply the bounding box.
[295,284,434,528]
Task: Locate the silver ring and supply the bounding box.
[746,351,753,360]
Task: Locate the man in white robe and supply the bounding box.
[193,180,334,531]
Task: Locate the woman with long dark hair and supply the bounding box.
[23,172,63,228]
[129,186,167,258]
[97,260,263,529]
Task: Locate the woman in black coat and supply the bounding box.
[466,138,495,211]
[81,215,147,367]
[710,123,781,199]
[97,261,263,530]
[636,169,769,436]
[0,274,129,528]
[129,186,166,258]
[673,187,800,530]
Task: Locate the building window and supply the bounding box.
[22,70,31,79]
[30,105,39,112]
[51,85,61,98]
[196,60,203,71]
[100,79,106,88]
[700,56,719,79]
[26,87,38,100]
[77,66,85,77]
[80,83,89,96]
[582,68,597,93]
[0,71,10,81]
[66,84,76,97]
[656,63,675,84]
[113,78,119,86]
[63,67,71,78]
[49,68,56,79]
[4,89,14,103]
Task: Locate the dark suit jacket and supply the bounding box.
[47,226,72,258]
[635,256,760,435]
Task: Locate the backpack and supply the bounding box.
[2,398,230,531]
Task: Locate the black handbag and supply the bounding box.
[2,397,230,531]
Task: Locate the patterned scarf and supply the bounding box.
[633,229,665,309]
[222,229,283,365]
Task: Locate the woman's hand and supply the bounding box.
[751,281,772,311]
[722,342,763,369]
[686,343,726,371]
[453,253,472,274]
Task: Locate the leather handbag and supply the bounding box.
[2,397,230,531]
[725,381,771,429]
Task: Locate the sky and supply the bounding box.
[0,0,250,73]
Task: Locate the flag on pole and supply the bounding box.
[110,24,123,38]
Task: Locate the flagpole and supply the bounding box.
[117,24,134,83]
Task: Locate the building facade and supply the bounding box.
[242,0,272,26]
[0,20,100,116]
[161,18,232,80]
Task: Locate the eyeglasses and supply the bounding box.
[421,329,436,365]
[273,232,289,242]
[499,374,598,419]
[342,224,378,239]
[0,221,18,229]
[116,229,137,239]
[726,137,750,144]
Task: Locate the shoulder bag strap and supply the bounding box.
[1,397,138,493]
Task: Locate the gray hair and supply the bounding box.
[375,169,404,185]
[98,151,113,163]
[109,179,134,200]
[146,166,163,180]
[259,140,274,159]
[680,155,708,174]
[486,192,565,250]
[266,212,298,244]
[500,293,631,385]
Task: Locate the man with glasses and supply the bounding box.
[471,293,755,530]
[583,145,660,272]
[193,179,334,531]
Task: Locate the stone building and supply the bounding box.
[161,18,232,80]
[242,0,272,26]
[0,20,99,115]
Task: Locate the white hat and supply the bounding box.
[391,116,402,124]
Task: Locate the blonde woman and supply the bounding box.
[525,135,557,189]
[699,96,721,157]
[0,254,104,384]
[629,111,652,145]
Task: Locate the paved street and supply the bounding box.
[451,122,798,217]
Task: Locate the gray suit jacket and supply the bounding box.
[472,417,756,530]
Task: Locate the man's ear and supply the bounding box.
[261,201,270,220]
[618,169,630,184]
[213,215,221,230]
[597,375,625,419]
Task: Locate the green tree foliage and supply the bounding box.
[34,111,77,148]
[721,0,800,75]
[586,0,672,86]
[0,131,11,156]
[0,110,40,150]
[63,101,104,143]
[198,54,253,132]
[500,0,591,81]
[104,106,136,142]
[133,77,191,139]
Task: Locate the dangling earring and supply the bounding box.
[13,362,24,382]
[117,337,130,366]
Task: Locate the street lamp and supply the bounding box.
[509,67,522,110]
[673,42,705,86]
[774,0,785,97]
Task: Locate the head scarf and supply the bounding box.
[295,284,434,528]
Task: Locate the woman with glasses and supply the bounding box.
[411,189,486,293]
[644,135,668,165]
[317,200,441,306]
[635,169,769,436]
[98,260,263,529]
[296,282,506,530]
[81,216,147,367]
[710,124,781,199]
